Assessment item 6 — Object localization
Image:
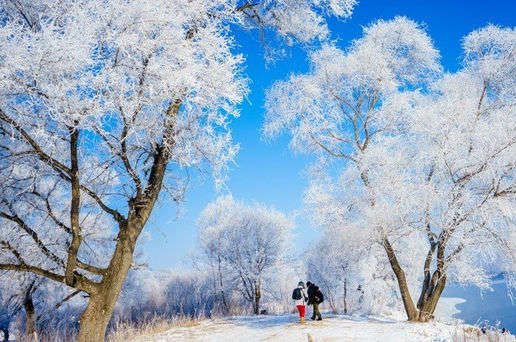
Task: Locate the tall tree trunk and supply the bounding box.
[416,243,437,311]
[417,275,446,322]
[217,256,229,314]
[76,293,113,342]
[76,226,137,342]
[75,96,180,341]
[23,291,36,341]
[0,98,181,342]
[343,278,348,314]
[416,239,448,321]
[382,238,419,321]
[253,282,261,315]
[425,276,446,316]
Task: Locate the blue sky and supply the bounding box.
[143,0,516,271]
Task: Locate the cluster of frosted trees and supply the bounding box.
[0,0,356,340]
[265,19,516,321]
[0,0,515,340]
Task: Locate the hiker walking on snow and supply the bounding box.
[292,281,308,323]
[306,281,323,321]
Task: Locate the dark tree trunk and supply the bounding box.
[252,282,261,315]
[23,291,36,341]
[77,293,112,342]
[343,278,348,314]
[76,225,138,342]
[416,274,447,322]
[0,53,186,341]
[217,256,229,314]
[414,238,448,321]
[383,237,448,322]
[416,241,437,311]
[382,238,419,321]
[76,99,181,341]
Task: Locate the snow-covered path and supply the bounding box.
[140,315,470,342]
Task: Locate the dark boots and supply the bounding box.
[311,303,322,320]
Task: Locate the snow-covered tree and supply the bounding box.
[305,228,357,314]
[265,16,440,164]
[305,227,404,316]
[197,195,294,315]
[0,272,85,341]
[260,264,301,314]
[0,0,357,340]
[163,271,218,318]
[354,24,516,321]
[265,18,516,322]
[0,274,44,341]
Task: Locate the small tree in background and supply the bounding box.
[198,195,294,315]
[0,272,85,341]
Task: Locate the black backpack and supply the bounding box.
[315,289,324,303]
[292,288,302,300]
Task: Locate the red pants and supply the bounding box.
[296,305,306,318]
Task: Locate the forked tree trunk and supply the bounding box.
[416,276,446,322]
[76,96,177,341]
[383,238,447,322]
[0,93,180,341]
[76,226,138,342]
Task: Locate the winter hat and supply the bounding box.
[298,281,305,288]
[306,281,313,287]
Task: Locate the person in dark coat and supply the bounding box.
[306,281,323,320]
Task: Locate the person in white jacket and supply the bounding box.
[292,281,308,323]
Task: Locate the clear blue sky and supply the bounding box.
[143,0,516,271]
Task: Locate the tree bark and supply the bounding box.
[417,275,446,322]
[343,278,348,314]
[23,291,36,341]
[383,237,447,322]
[382,238,418,321]
[426,276,446,315]
[253,282,261,315]
[76,294,111,342]
[416,243,437,311]
[217,255,229,314]
[76,225,137,342]
[0,48,185,340]
[75,99,180,341]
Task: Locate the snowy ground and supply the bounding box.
[135,314,504,342]
[132,277,516,342]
